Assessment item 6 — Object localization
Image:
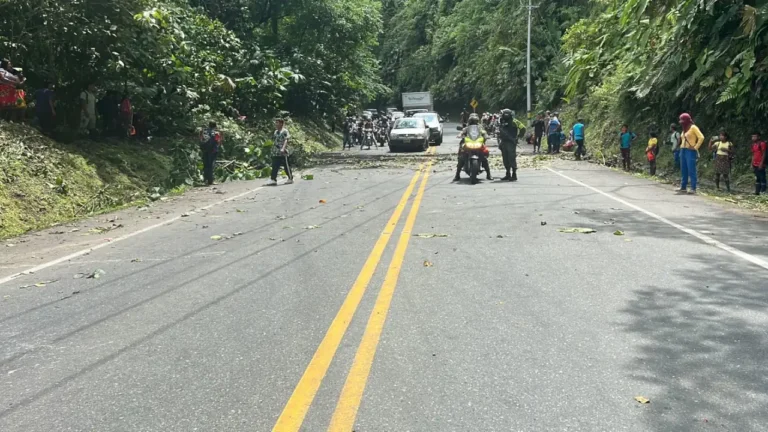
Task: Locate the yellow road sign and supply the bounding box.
[470,98,478,110]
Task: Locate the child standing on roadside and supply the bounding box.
[709,130,734,192]
[646,131,658,176]
[619,124,637,171]
[751,131,767,195]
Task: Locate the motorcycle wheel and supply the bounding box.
[470,159,480,185]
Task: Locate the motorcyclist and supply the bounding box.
[362,117,375,147]
[377,116,390,146]
[454,113,493,182]
[498,109,526,181]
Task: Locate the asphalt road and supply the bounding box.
[2,123,768,431]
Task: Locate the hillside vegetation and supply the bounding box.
[380,1,768,172]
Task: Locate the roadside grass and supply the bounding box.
[0,122,172,239]
[0,118,341,239]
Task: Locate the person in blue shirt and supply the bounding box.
[34,82,56,135]
[619,124,637,171]
[572,118,586,160]
[547,113,561,154]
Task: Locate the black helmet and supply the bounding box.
[501,109,514,120]
[468,113,480,125]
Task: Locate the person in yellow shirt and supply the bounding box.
[708,130,734,192]
[677,113,705,194]
[645,132,658,176]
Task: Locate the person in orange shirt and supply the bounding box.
[677,113,705,194]
[645,132,658,176]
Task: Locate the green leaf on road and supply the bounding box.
[558,227,596,234]
[87,269,106,279]
[210,235,223,241]
[614,230,625,236]
[634,396,650,404]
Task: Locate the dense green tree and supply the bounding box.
[379,0,588,111]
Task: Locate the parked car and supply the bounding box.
[389,117,430,152]
[413,112,444,145]
[405,109,429,117]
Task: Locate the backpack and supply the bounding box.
[200,128,219,152]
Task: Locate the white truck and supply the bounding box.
[401,92,433,116]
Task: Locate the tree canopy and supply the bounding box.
[0,0,389,133]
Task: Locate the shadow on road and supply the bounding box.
[622,253,768,431]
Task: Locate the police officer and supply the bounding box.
[498,109,525,181]
[454,113,493,181]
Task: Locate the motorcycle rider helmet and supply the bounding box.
[501,109,514,121]
[468,113,480,125]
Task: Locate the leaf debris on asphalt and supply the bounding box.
[614,230,625,236]
[423,260,433,267]
[210,235,223,241]
[558,227,596,234]
[131,258,142,263]
[634,396,650,404]
[304,225,321,230]
[541,221,547,226]
[87,269,106,279]
[19,280,58,289]
[414,233,449,238]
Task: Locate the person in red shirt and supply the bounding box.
[751,131,768,195]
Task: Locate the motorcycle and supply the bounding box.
[458,125,489,184]
[375,124,389,147]
[361,128,377,150]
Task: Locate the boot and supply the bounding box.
[511,169,518,182]
[756,183,761,195]
[715,175,720,190]
[483,160,493,180]
[501,169,512,181]
[725,180,731,193]
[453,166,461,182]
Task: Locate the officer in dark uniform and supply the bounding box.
[498,109,525,181]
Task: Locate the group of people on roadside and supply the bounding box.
[619,113,768,195]
[0,57,139,138]
[199,118,293,187]
[0,58,27,122]
[528,111,586,159]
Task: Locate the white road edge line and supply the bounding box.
[0,186,264,286]
[546,167,768,271]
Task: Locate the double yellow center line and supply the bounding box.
[273,146,436,431]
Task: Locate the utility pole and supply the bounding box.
[525,0,538,119]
